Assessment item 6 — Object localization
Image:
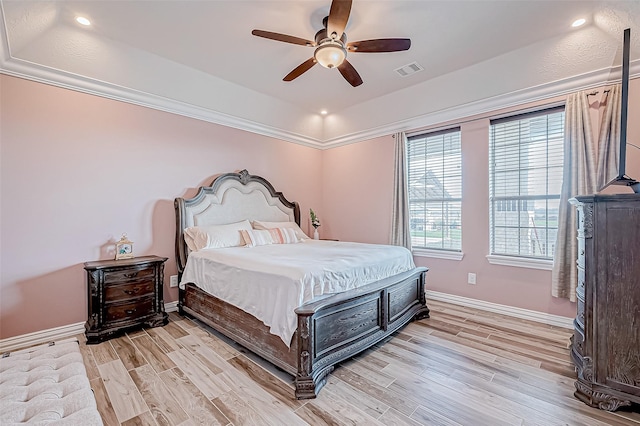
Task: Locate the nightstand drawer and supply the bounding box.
[105,297,154,323]
[104,266,155,285]
[85,255,168,343]
[105,281,155,303]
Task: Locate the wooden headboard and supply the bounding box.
[174,169,300,274]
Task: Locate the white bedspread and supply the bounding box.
[180,240,415,346]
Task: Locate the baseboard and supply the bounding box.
[1,301,181,353]
[0,322,86,353]
[426,290,574,329]
[2,296,571,353]
[165,301,179,313]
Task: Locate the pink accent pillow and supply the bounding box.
[252,220,309,240]
[184,220,252,251]
[240,227,299,247]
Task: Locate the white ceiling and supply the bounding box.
[1,1,639,147]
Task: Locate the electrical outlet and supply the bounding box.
[170,275,179,288]
[467,273,477,285]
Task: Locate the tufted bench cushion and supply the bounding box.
[0,338,103,425]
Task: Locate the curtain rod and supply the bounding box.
[586,89,611,96]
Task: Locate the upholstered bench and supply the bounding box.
[0,338,103,425]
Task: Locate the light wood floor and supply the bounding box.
[72,300,640,426]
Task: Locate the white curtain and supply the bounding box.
[390,132,412,249]
[596,84,622,189]
[552,91,598,301]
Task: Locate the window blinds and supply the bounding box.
[407,128,462,251]
[489,107,565,259]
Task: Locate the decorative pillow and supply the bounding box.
[252,220,309,240]
[184,220,252,251]
[240,227,299,247]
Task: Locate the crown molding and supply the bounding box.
[321,61,640,149]
[0,6,325,150]
[0,10,323,148]
[2,10,638,152]
[0,56,325,149]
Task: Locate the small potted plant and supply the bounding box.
[310,208,321,240]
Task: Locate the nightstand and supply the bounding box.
[84,255,168,344]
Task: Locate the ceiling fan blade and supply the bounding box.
[327,0,352,40]
[252,29,315,47]
[347,38,411,53]
[283,58,317,81]
[337,59,363,87]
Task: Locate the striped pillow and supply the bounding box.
[240,227,299,247]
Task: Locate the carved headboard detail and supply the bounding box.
[174,170,300,273]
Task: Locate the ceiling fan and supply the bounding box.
[251,0,411,87]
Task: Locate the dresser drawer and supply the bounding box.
[105,281,155,303]
[105,297,154,323]
[104,266,155,285]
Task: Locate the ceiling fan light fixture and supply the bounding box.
[75,16,91,26]
[252,0,409,86]
[572,18,586,27]
[314,42,347,68]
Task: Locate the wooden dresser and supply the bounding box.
[570,194,640,411]
[84,255,168,344]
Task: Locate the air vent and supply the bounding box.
[394,62,424,77]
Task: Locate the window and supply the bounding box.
[489,107,564,260]
[407,128,462,251]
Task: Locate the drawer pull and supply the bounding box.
[123,272,139,278]
[123,287,141,295]
[125,308,137,315]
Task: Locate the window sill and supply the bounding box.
[486,255,553,270]
[412,249,464,261]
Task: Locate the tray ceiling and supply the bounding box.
[1,1,639,147]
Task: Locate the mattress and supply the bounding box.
[180,239,415,345]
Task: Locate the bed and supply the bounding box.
[174,169,429,399]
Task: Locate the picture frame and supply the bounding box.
[115,234,134,260]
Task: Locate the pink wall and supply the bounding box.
[322,79,640,319]
[0,75,322,339]
[321,136,395,244]
[2,74,638,339]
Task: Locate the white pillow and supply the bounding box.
[252,220,309,240]
[184,220,252,251]
[240,227,299,247]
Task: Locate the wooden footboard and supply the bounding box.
[294,267,429,398]
[179,267,429,399]
[179,283,298,375]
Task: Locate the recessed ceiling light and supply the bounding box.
[320,110,328,115]
[76,16,91,26]
[572,18,586,28]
